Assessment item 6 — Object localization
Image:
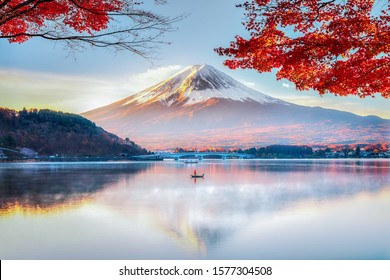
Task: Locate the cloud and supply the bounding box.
[237,79,256,88]
[282,83,292,89]
[128,65,183,89]
[281,94,390,119]
[0,65,184,113]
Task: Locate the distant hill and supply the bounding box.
[0,108,147,157]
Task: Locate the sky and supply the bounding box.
[0,0,389,118]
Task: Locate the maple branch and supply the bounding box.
[0,0,54,26]
[67,0,117,15]
[318,0,336,9]
[366,58,390,73]
[66,0,169,19]
[0,0,12,10]
[0,0,185,58]
[0,12,180,56]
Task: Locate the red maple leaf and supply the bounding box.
[216,0,390,98]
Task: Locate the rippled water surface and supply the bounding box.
[0,159,389,259]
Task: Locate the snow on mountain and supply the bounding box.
[83,64,389,150]
[121,64,287,106]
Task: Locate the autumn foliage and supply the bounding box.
[216,0,390,98]
[0,0,179,56]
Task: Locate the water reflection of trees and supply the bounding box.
[0,163,150,211]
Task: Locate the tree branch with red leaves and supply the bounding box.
[0,0,184,58]
[216,0,389,98]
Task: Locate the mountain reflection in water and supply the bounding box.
[0,160,389,259]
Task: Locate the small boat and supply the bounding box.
[184,159,198,164]
[191,174,204,178]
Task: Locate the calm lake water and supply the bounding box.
[0,159,389,260]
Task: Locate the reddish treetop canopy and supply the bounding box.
[0,0,123,42]
[216,0,389,98]
[0,0,179,56]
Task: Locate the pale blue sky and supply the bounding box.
[0,0,388,118]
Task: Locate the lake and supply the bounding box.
[0,159,389,259]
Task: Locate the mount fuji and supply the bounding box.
[83,64,389,150]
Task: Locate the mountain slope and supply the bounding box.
[0,108,147,156]
[83,64,389,149]
[119,64,286,106]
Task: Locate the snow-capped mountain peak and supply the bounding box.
[122,64,286,106]
[83,64,389,150]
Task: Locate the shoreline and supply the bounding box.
[1,157,389,164]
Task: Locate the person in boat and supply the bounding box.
[193,169,197,176]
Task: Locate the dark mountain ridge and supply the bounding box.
[0,107,147,157]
